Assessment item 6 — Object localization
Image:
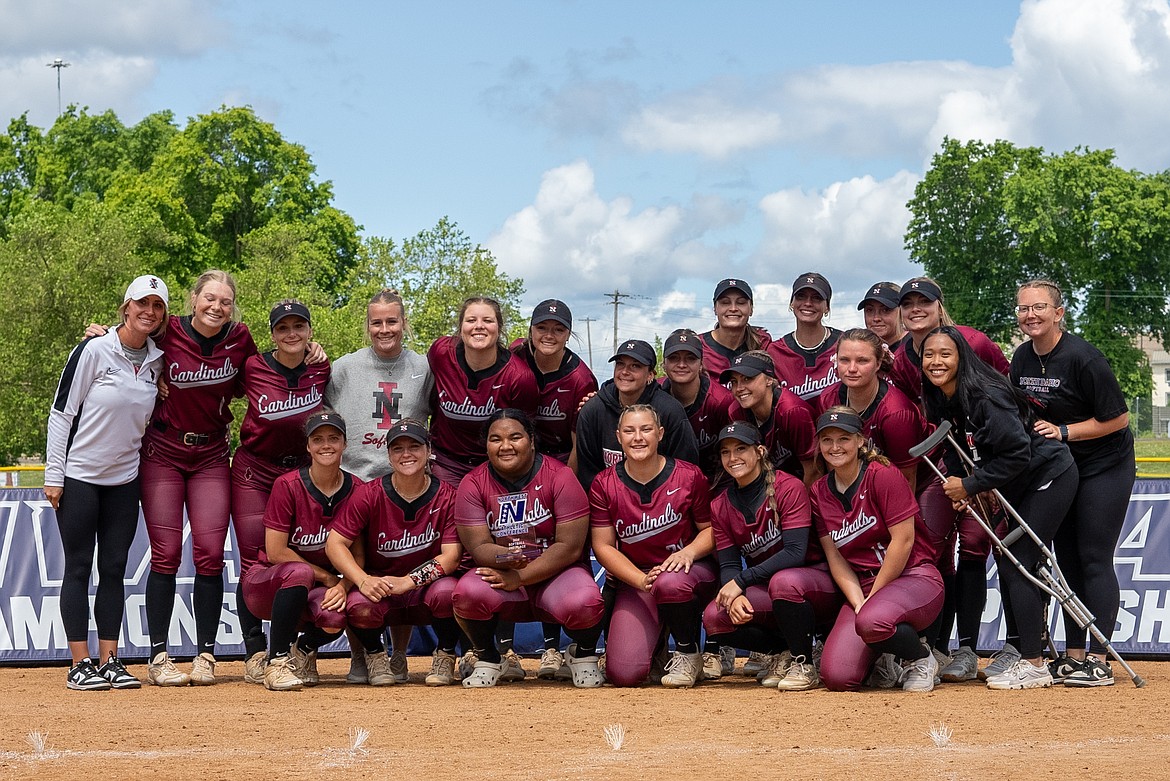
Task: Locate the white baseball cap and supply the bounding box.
[124,275,169,306]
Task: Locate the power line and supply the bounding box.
[604,290,630,356]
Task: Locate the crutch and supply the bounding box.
[910,420,1146,688]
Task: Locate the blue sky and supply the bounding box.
[4,1,1169,370]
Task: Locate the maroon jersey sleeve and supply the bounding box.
[872,461,920,530]
[774,390,817,462]
[684,462,713,527]
[888,342,923,401]
[329,478,374,541]
[262,472,299,536]
[435,482,461,545]
[589,469,619,528]
[549,458,590,522]
[868,384,930,470]
[960,325,1010,375]
[453,465,492,528]
[709,491,737,552]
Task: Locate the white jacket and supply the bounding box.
[44,327,165,487]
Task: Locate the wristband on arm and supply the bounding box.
[408,558,446,587]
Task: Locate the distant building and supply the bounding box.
[1139,336,1170,437]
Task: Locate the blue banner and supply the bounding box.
[2,482,1168,661]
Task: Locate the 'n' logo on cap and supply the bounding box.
[806,276,815,284]
[284,304,293,311]
[400,424,409,431]
[734,356,743,364]
[149,277,160,289]
[911,282,920,289]
[829,413,839,421]
[626,342,635,349]
[679,335,687,342]
[729,280,737,286]
[548,305,556,312]
[726,425,735,434]
[871,286,880,295]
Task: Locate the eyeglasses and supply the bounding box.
[1015,303,1053,315]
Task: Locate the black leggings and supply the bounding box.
[56,477,141,643]
[997,464,1079,658]
[1056,456,1135,654]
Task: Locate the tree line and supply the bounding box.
[0,107,523,463]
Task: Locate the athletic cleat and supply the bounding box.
[986,658,1053,690]
[979,643,1021,680]
[67,658,112,691]
[189,652,216,686]
[500,649,527,682]
[389,650,410,684]
[902,651,939,692]
[775,655,821,691]
[462,660,505,688]
[537,648,565,680]
[243,651,267,684]
[425,650,457,686]
[288,643,319,686]
[660,651,703,688]
[931,648,948,684]
[1047,654,1082,684]
[760,651,794,688]
[743,650,768,677]
[147,651,190,687]
[97,654,141,689]
[346,646,369,684]
[263,655,303,692]
[720,646,737,676]
[457,651,478,681]
[1063,655,1114,688]
[866,652,904,689]
[565,643,604,688]
[701,651,723,680]
[940,646,979,682]
[366,650,397,686]
[647,647,671,684]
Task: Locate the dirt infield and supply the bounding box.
[2,656,1167,781]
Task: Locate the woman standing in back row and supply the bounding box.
[697,278,773,381]
[1011,280,1134,687]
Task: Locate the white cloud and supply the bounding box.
[755,171,922,302]
[0,0,220,56]
[623,89,784,159]
[487,160,741,304]
[0,53,157,128]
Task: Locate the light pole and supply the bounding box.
[46,58,70,117]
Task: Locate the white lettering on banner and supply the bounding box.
[168,357,238,388]
[1139,589,1170,643]
[0,500,22,589]
[257,386,322,420]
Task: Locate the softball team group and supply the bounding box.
[44,268,1135,694]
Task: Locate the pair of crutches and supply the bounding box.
[910,420,1146,688]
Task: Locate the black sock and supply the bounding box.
[657,600,701,654]
[771,598,816,660]
[297,625,336,653]
[956,559,987,649]
[193,573,223,655]
[869,622,927,660]
[462,616,502,663]
[433,617,461,654]
[236,580,267,656]
[542,622,561,650]
[566,622,603,658]
[146,571,177,654]
[268,586,308,657]
[496,620,515,654]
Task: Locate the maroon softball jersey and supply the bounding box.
[260,468,363,571]
[660,375,735,482]
[810,460,932,573]
[697,328,774,382]
[238,351,331,460]
[814,380,931,471]
[331,476,459,576]
[710,470,819,566]
[428,336,540,462]
[728,388,817,479]
[588,458,711,570]
[454,455,588,550]
[888,325,1009,401]
[514,343,599,460]
[154,316,258,434]
[767,329,842,401]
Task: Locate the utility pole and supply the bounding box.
[604,290,630,355]
[580,316,597,368]
[47,59,70,117]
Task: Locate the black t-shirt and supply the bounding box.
[1011,332,1134,478]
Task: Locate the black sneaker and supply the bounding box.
[1047,654,1082,684]
[98,654,142,689]
[1064,655,1114,688]
[67,659,112,691]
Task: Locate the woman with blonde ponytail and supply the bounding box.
[701,422,833,691]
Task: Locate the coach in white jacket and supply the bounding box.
[44,274,168,691]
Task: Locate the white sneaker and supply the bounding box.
[701,651,723,681]
[537,648,565,680]
[500,649,527,682]
[243,651,267,685]
[940,646,979,682]
[986,658,1054,690]
[263,655,303,692]
[760,650,794,688]
[425,650,456,686]
[457,651,478,681]
[389,650,409,683]
[147,651,190,687]
[565,643,604,688]
[288,643,319,686]
[902,651,939,692]
[775,655,821,691]
[189,652,216,686]
[366,650,396,686]
[979,643,1021,680]
[660,651,703,689]
[462,659,505,688]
